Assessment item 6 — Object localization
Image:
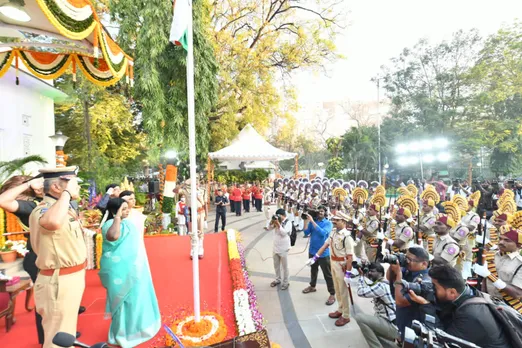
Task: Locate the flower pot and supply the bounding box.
[0,250,18,263]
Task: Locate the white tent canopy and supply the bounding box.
[208,124,296,161]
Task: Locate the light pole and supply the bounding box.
[49,131,69,168]
[376,78,382,184]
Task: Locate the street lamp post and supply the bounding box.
[49,131,69,168]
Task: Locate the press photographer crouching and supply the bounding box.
[354,262,398,348]
[407,264,509,348]
[385,247,432,344]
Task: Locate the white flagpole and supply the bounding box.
[187,0,201,322]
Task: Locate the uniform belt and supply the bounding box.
[330,255,346,262]
[197,207,205,213]
[40,261,86,277]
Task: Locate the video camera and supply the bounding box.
[403,316,480,348]
[301,206,318,220]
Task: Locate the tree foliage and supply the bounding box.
[109,0,219,159]
[208,0,344,150]
[55,76,146,190]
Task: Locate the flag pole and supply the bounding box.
[187,0,201,322]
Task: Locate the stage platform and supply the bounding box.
[0,233,238,347]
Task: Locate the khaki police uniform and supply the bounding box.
[351,208,366,258]
[361,215,380,262]
[432,234,460,266]
[486,251,522,300]
[30,195,86,348]
[419,212,436,250]
[450,225,472,273]
[395,221,414,251]
[328,227,355,319]
[461,211,481,260]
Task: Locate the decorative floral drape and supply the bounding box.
[0,0,133,86]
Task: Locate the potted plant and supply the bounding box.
[0,240,27,263]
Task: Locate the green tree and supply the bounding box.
[208,0,345,150]
[0,155,48,182]
[55,76,146,190]
[109,0,219,158]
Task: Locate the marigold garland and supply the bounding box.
[165,311,227,347]
[0,208,5,248]
[95,232,103,269]
[6,212,22,233]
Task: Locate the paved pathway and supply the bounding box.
[206,208,373,348]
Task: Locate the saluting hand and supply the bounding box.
[116,202,128,219]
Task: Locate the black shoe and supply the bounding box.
[76,332,81,339]
[78,306,86,315]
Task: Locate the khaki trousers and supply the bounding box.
[273,251,289,286]
[364,241,377,262]
[354,241,364,259]
[354,313,398,348]
[35,269,85,348]
[331,260,350,319]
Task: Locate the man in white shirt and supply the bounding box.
[269,208,292,290]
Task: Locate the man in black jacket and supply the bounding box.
[408,264,509,348]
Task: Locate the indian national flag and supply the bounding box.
[169,0,190,50]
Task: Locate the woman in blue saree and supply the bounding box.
[100,198,161,347]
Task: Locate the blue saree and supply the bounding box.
[100,219,161,347]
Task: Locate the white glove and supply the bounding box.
[472,263,491,278]
[353,218,359,225]
[376,230,385,239]
[355,237,361,243]
[107,187,114,195]
[406,217,413,223]
[357,225,364,231]
[360,207,367,214]
[492,279,507,290]
[384,213,391,220]
[306,254,319,267]
[387,239,394,246]
[480,219,487,225]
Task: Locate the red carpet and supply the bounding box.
[0,233,236,347]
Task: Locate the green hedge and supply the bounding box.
[214,169,269,184]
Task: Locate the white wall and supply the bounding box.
[0,68,57,176]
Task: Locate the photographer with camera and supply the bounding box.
[408,264,509,347]
[446,179,470,201]
[302,206,336,306]
[386,247,431,343]
[354,262,398,348]
[268,209,293,290]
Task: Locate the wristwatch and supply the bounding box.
[394,281,404,287]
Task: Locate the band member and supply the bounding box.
[387,207,414,252]
[473,228,522,304]
[242,184,252,213]
[432,214,460,266]
[416,199,436,251]
[357,203,380,262]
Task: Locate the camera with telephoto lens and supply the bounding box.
[352,260,370,274]
[399,279,436,303]
[380,252,408,267]
[403,316,480,348]
[301,207,318,220]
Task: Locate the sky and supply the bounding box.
[294,0,522,105]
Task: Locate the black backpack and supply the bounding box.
[290,222,297,247]
[459,292,522,348]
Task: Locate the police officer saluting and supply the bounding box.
[29,167,86,348]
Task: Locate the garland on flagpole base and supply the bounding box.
[164,311,227,347]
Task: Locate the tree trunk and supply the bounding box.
[83,100,92,168]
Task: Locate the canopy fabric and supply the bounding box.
[209,124,296,161]
[0,0,133,86]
